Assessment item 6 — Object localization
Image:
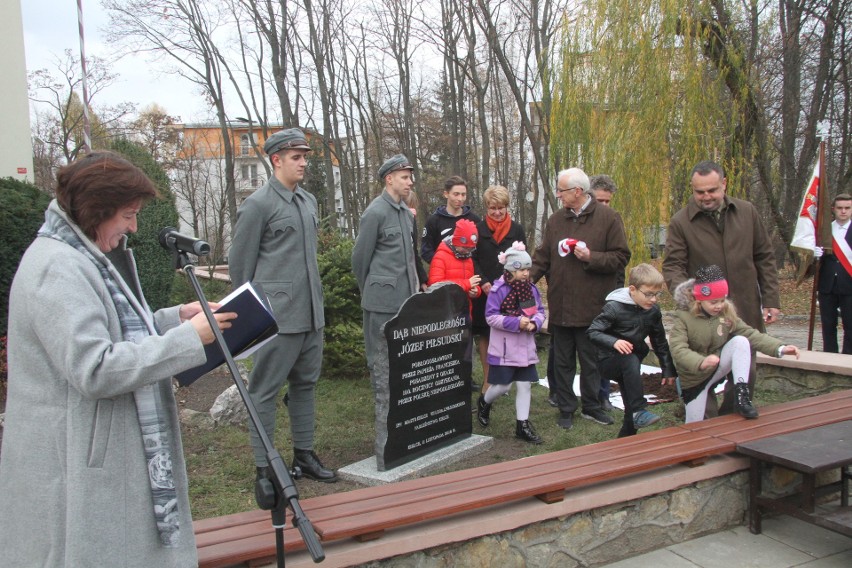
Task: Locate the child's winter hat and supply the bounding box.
[498,241,532,270]
[451,219,478,248]
[693,264,728,301]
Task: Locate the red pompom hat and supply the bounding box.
[452,218,479,248]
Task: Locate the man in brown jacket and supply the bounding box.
[663,160,781,414]
[532,168,631,430]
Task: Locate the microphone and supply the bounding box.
[158,227,211,256]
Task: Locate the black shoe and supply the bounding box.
[557,412,573,430]
[293,449,338,483]
[477,395,492,427]
[734,383,759,419]
[581,407,615,425]
[547,395,558,408]
[515,420,543,444]
[600,398,615,412]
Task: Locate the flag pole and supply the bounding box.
[77,0,92,153]
[808,139,829,349]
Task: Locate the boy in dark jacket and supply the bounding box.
[587,263,677,437]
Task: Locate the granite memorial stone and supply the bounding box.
[374,283,472,470]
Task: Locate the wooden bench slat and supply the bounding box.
[194,519,286,548]
[194,509,269,534]
[197,532,295,568]
[681,400,852,439]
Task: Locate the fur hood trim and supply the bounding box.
[673,278,696,310]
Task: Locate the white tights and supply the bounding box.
[483,381,532,420]
[684,335,751,423]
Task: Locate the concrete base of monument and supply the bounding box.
[337,435,494,486]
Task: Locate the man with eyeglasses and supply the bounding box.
[662,160,780,417]
[532,168,630,430]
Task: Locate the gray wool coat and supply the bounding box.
[351,190,419,314]
[0,201,206,567]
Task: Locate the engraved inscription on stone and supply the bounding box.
[378,283,472,470]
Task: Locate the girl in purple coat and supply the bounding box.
[476,242,546,444]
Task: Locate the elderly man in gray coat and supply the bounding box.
[229,128,336,483]
[352,154,421,394]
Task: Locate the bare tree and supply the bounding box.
[28,49,134,162]
[104,0,240,229]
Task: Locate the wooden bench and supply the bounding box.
[195,389,852,568]
[736,420,852,537]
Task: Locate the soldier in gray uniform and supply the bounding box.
[352,155,420,392]
[229,128,336,483]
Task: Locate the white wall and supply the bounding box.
[0,0,34,182]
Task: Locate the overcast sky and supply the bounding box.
[21,0,208,122]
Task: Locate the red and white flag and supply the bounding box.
[790,154,852,279]
[790,157,820,254]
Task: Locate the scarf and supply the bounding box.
[486,214,511,245]
[38,206,182,547]
[499,277,538,317]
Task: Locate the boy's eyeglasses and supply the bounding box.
[638,289,665,300]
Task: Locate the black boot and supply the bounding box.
[515,420,543,444]
[293,449,338,483]
[255,466,269,481]
[477,395,492,427]
[734,383,759,419]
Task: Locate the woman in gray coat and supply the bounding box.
[0,152,235,567]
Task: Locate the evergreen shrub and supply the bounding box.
[110,139,180,311]
[0,178,52,336]
[317,229,367,378]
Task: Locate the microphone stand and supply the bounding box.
[168,248,325,565]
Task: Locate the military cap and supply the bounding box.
[263,128,312,155]
[378,154,414,181]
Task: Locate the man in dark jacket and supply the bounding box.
[421,176,481,263]
[662,160,780,416]
[531,168,630,430]
[588,264,677,437]
[816,193,852,353]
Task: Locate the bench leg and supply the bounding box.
[748,457,763,534]
[842,466,850,508]
[535,490,565,504]
[802,473,816,513]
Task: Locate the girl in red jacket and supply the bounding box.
[427,218,482,305]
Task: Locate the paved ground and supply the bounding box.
[602,514,852,568]
[763,316,825,352]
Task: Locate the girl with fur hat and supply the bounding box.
[476,242,546,444]
[669,265,800,423]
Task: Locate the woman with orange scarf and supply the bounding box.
[472,185,528,393]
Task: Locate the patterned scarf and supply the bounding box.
[38,205,181,547]
[499,277,538,317]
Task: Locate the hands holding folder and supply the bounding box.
[176,283,279,386]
